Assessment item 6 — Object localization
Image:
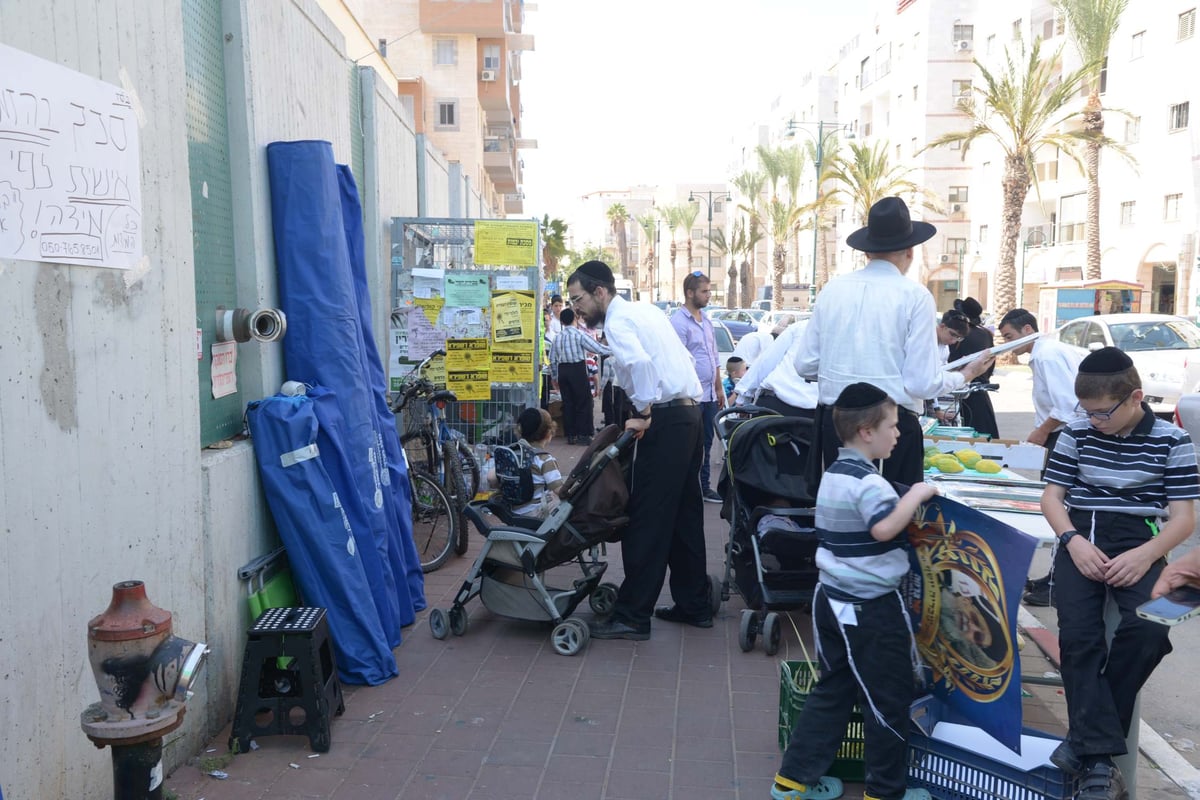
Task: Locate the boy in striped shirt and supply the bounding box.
[773,382,935,800]
[1041,347,1199,800]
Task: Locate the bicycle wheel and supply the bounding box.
[456,439,481,500]
[442,441,471,555]
[401,429,436,475]
[409,469,455,572]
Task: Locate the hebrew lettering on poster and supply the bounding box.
[0,43,142,269]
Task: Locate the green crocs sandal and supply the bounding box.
[770,774,844,799]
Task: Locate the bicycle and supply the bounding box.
[392,350,478,558]
[931,381,999,430]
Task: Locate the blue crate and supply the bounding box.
[906,698,1077,800]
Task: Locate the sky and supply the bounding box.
[518,0,877,223]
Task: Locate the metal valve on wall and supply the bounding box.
[215,306,288,344]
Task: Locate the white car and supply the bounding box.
[1054,313,1200,415]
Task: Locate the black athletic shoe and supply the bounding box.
[703,489,722,504]
[1023,583,1055,607]
[654,605,714,628]
[1076,761,1127,800]
[588,618,650,640]
[1050,740,1084,777]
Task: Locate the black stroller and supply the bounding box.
[715,406,820,655]
[427,426,635,656]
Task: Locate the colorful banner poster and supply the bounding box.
[414,297,444,326]
[491,289,537,351]
[474,220,538,266]
[406,306,447,361]
[447,369,491,401]
[902,496,1037,753]
[444,272,491,308]
[445,338,489,371]
[490,350,535,383]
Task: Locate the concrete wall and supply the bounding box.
[0,1,438,797]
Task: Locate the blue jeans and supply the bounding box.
[699,400,717,492]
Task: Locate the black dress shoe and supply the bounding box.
[654,605,713,628]
[589,618,650,640]
[1077,761,1127,800]
[1050,740,1084,777]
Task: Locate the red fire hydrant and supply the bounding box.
[82,581,208,800]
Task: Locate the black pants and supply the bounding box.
[758,392,816,421]
[613,403,707,629]
[1055,511,1172,757]
[811,404,923,491]
[960,391,999,439]
[558,361,592,439]
[780,590,915,800]
[700,400,717,492]
[602,381,631,427]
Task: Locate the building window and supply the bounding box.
[1131,30,1145,59]
[714,200,724,213]
[986,34,996,55]
[483,45,501,70]
[1013,18,1023,40]
[946,237,967,256]
[1120,201,1136,225]
[1098,57,1108,94]
[1059,192,1085,242]
[436,100,458,129]
[1125,116,1141,143]
[1036,155,1059,182]
[1165,193,1183,221]
[1179,9,1196,41]
[693,228,703,240]
[949,186,969,203]
[953,23,974,42]
[896,143,902,160]
[952,79,972,99]
[911,136,918,156]
[979,224,989,244]
[1171,102,1190,132]
[434,38,457,66]
[859,57,872,88]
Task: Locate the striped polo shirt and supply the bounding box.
[814,448,907,602]
[1044,403,1200,518]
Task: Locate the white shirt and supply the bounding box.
[603,296,703,412]
[1030,336,1084,430]
[738,320,819,409]
[793,259,964,414]
[733,328,775,364]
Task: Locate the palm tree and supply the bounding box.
[726,219,747,307]
[732,170,767,307]
[741,223,765,312]
[661,204,688,299]
[757,144,806,309]
[1053,0,1132,280]
[635,211,657,297]
[681,202,700,279]
[798,137,844,292]
[707,227,732,304]
[825,140,932,226]
[606,202,631,280]
[539,215,568,281]
[926,37,1094,319]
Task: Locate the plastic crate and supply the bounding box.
[777,661,866,782]
[906,698,1076,800]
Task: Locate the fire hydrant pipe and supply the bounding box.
[111,738,163,800]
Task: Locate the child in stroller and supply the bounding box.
[715,406,820,655]
[427,425,636,656]
[486,407,563,518]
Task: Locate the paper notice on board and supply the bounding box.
[495,274,529,290]
[412,267,444,298]
[406,307,447,361]
[445,338,490,371]
[390,324,409,362]
[444,273,490,308]
[491,289,538,353]
[414,297,444,326]
[491,291,525,341]
[474,220,538,266]
[447,369,492,401]
[425,355,447,388]
[211,341,238,398]
[490,350,535,383]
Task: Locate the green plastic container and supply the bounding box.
[777,660,866,782]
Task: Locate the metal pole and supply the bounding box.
[112,738,165,800]
[811,121,823,307]
[707,197,714,272]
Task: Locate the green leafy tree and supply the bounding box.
[706,226,732,304]
[681,201,700,280]
[757,144,806,309]
[1053,0,1133,280]
[660,204,689,300]
[606,202,631,280]
[798,136,844,292]
[825,140,931,227]
[635,211,657,298]
[732,170,767,308]
[926,38,1094,319]
[540,215,568,281]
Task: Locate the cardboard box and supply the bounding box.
[924,436,1047,472]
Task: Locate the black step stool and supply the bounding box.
[229,607,344,753]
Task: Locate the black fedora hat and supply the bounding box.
[845,196,936,252]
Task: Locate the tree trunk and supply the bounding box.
[617,224,630,279]
[997,153,1032,321]
[816,211,831,292]
[1084,100,1104,282]
[772,243,786,311]
[741,258,753,310]
[669,240,677,301]
[727,260,739,308]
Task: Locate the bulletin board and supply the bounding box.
[389,217,542,444]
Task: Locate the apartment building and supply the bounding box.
[352,0,534,218]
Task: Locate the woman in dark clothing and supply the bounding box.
[948,297,1000,438]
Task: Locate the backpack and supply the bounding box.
[493,442,546,506]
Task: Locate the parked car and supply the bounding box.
[707,309,759,342]
[1053,313,1200,415]
[757,309,810,332]
[1173,392,1200,450]
[713,319,736,389]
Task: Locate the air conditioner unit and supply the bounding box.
[956,39,973,51]
[939,254,953,264]
[480,69,497,82]
[952,202,968,214]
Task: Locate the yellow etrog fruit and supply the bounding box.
[924,445,941,458]
[975,458,1002,474]
[954,449,982,468]
[934,456,964,473]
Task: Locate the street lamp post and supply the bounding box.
[688,190,732,275]
[786,119,850,306]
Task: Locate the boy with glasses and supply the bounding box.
[1040,347,1199,800]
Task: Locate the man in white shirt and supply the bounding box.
[546,294,564,343]
[733,315,794,366]
[734,318,818,418]
[567,260,711,640]
[794,197,993,487]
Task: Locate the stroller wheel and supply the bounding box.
[589,583,619,618]
[551,618,590,656]
[738,609,758,653]
[707,574,723,616]
[763,612,782,656]
[429,608,450,640]
[449,606,469,636]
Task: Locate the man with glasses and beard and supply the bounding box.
[566,260,711,640]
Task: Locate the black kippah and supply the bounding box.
[835,382,889,410]
[576,260,614,284]
[1078,346,1134,375]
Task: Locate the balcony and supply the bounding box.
[503,192,524,215]
[419,0,506,36]
[483,137,517,193]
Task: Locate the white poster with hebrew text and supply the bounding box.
[0,43,143,269]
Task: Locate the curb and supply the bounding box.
[1018,607,1200,799]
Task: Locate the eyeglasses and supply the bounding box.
[568,293,586,305]
[1075,391,1133,421]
